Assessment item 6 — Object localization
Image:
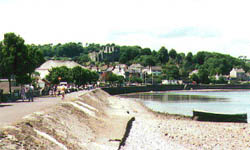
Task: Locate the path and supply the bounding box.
[0,90,86,128]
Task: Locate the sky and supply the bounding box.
[0,0,250,58]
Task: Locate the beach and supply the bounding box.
[0,89,249,149]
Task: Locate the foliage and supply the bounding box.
[130,76,143,83]
[169,49,177,59]
[72,66,89,87]
[0,33,44,93]
[136,55,157,66]
[163,64,180,80]
[157,46,169,64]
[101,72,124,84]
[46,66,72,84]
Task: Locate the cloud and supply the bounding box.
[1,0,250,58]
[159,27,220,39]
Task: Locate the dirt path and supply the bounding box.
[0,91,86,128]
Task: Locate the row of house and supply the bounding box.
[189,68,250,81]
[86,63,162,79]
[34,60,250,88]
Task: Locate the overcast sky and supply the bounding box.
[1,0,250,58]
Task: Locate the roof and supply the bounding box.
[129,64,143,69]
[232,68,245,73]
[35,60,86,79]
[36,60,85,70]
[150,66,162,71]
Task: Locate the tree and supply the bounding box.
[72,66,88,87]
[59,42,84,58]
[190,73,199,83]
[140,48,152,55]
[136,55,157,66]
[88,71,99,84]
[46,66,72,84]
[169,49,177,60]
[198,67,210,84]
[186,52,193,63]
[157,46,169,64]
[164,64,179,80]
[0,33,30,93]
[26,45,45,74]
[130,76,143,83]
[74,53,90,64]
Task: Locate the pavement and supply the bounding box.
[0,90,86,128]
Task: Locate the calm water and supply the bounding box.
[121,90,250,122]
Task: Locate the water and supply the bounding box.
[121,90,250,122]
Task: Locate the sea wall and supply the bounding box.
[0,89,129,150]
[102,84,250,95]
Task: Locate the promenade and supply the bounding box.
[0,91,85,128]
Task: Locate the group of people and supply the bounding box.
[49,84,67,100]
[20,85,34,102]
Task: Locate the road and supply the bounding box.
[0,91,86,128]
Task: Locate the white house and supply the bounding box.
[112,64,127,78]
[229,68,246,80]
[143,66,162,75]
[189,69,199,77]
[35,60,85,79]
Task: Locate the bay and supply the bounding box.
[121,90,250,122]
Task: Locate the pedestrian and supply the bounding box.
[28,85,34,102]
[61,85,66,100]
[53,85,57,97]
[20,85,26,102]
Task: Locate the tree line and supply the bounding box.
[46,66,99,87]
[1,32,249,91]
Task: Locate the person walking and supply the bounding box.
[61,85,66,100]
[20,85,26,102]
[28,85,34,102]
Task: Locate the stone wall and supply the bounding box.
[102,84,250,95]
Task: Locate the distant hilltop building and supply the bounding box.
[88,46,119,62]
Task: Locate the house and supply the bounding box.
[162,80,183,85]
[128,64,143,73]
[128,64,144,78]
[245,72,250,81]
[143,66,162,76]
[214,74,229,81]
[189,69,199,77]
[229,68,246,80]
[35,60,85,79]
[112,64,128,78]
[35,60,86,88]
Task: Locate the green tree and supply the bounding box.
[190,73,199,83]
[157,46,169,64]
[164,64,179,80]
[46,66,72,84]
[72,66,88,87]
[0,33,30,93]
[74,53,90,64]
[56,42,84,58]
[169,49,177,60]
[136,55,157,66]
[88,71,99,84]
[198,67,210,84]
[140,48,152,55]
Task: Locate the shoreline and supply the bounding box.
[0,89,249,149]
[118,94,250,149]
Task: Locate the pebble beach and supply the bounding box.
[118,97,250,150]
